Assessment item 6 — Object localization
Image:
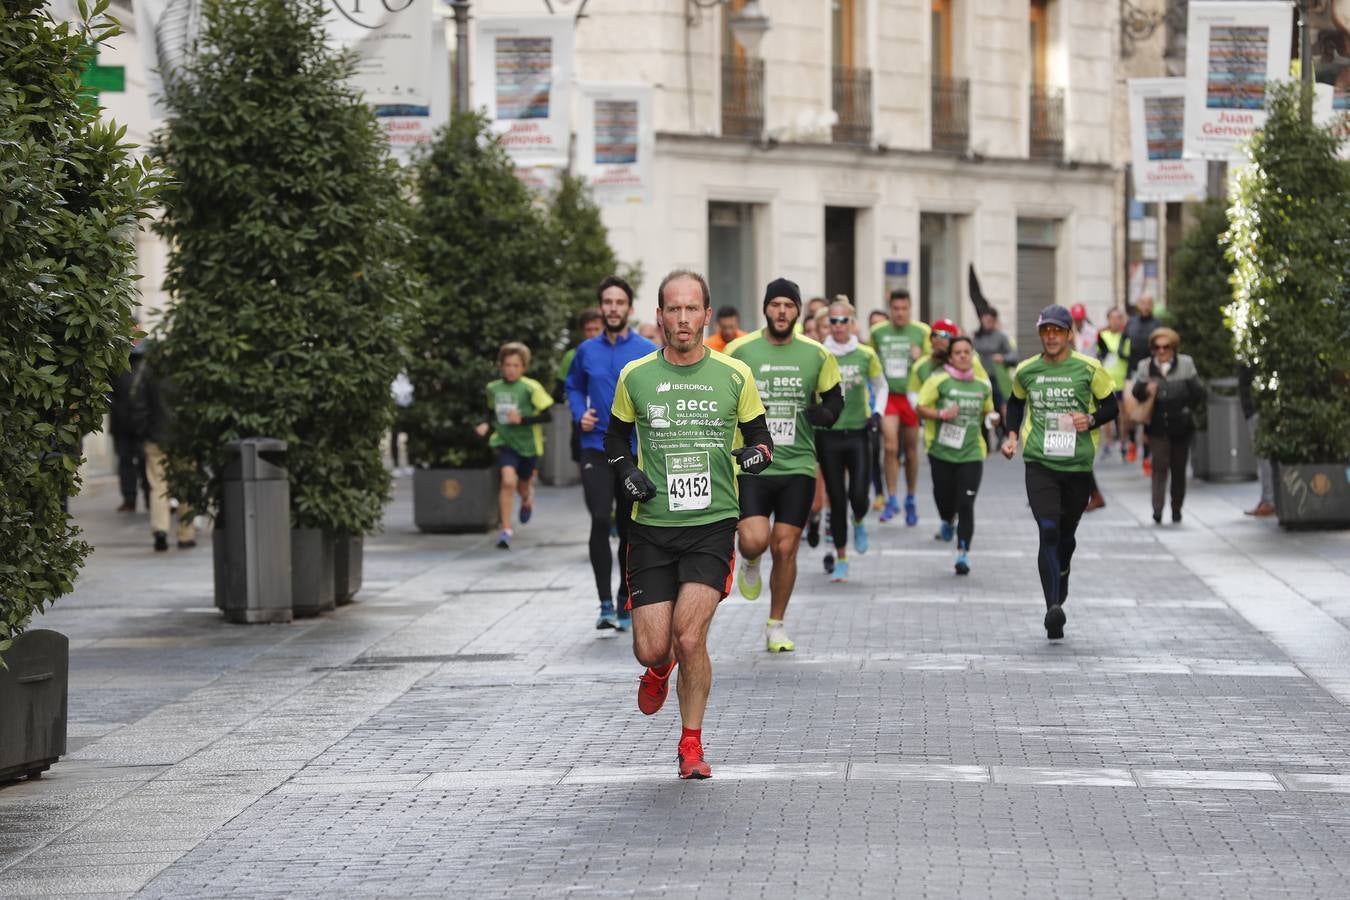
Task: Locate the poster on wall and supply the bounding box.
[135,0,443,159]
[473,17,574,165]
[327,0,433,107]
[1129,79,1209,202]
[575,83,653,205]
[1183,1,1294,160]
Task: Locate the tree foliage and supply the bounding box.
[153,0,417,534]
[404,113,569,468]
[1225,82,1350,464]
[1167,198,1238,381]
[0,0,160,653]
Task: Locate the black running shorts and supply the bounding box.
[737,473,816,529]
[625,519,737,609]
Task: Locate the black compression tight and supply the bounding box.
[580,449,631,606]
[928,456,983,548]
[1024,463,1093,609]
[817,429,871,551]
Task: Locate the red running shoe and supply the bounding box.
[677,735,712,779]
[637,661,676,715]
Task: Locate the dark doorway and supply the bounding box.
[824,206,857,301]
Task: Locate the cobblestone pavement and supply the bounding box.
[4,453,1350,898]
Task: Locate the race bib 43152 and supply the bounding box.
[666,451,712,512]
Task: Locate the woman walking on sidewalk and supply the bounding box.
[1130,327,1202,525]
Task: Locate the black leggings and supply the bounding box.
[928,456,983,548]
[868,424,884,496]
[580,449,632,606]
[1024,463,1093,609]
[818,429,871,551]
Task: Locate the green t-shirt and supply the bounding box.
[486,376,553,457]
[611,349,766,527]
[871,321,933,393]
[556,347,577,392]
[1011,351,1116,472]
[908,354,992,393]
[725,331,842,477]
[917,371,995,463]
[830,344,882,431]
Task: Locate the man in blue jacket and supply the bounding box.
[566,275,657,630]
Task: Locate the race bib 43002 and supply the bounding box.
[1043,413,1077,458]
[666,451,712,512]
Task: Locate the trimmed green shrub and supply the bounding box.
[405,113,569,468]
[153,0,417,534]
[1,0,160,653]
[1167,198,1237,381]
[1226,82,1350,464]
[549,173,643,315]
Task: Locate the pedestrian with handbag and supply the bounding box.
[1129,327,1203,524]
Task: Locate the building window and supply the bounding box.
[832,0,872,144]
[721,0,764,139]
[1028,0,1063,160]
[931,0,968,153]
[708,202,758,322]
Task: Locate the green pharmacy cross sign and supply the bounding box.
[78,46,124,106]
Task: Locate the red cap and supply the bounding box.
[1070,303,1087,321]
[931,318,960,339]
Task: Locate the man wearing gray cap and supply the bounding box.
[1000,304,1118,641]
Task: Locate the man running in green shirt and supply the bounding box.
[727,278,843,652]
[871,289,932,526]
[605,270,774,779]
[1001,304,1118,640]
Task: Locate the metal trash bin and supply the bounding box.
[540,404,580,486]
[214,438,293,623]
[1202,378,1257,482]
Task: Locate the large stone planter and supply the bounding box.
[291,528,336,617]
[1273,463,1350,530]
[334,534,363,606]
[413,467,500,533]
[0,630,68,783]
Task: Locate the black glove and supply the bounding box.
[616,463,657,503]
[805,404,833,427]
[867,412,881,433]
[732,443,773,475]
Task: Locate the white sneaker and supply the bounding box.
[766,618,795,653]
[738,558,763,600]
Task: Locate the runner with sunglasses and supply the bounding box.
[818,298,887,581]
[1001,305,1118,640]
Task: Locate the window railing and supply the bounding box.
[1029,86,1065,161]
[931,76,970,154]
[832,65,872,145]
[721,55,765,140]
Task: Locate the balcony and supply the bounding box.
[721,55,765,140]
[832,65,872,145]
[1029,86,1064,161]
[931,76,969,154]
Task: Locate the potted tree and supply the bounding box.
[154,0,417,613]
[1,0,158,775]
[1226,83,1350,528]
[405,114,569,532]
[1166,198,1249,482]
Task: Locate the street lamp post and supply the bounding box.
[1297,0,1313,122]
[451,0,470,114]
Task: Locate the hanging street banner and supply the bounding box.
[1182,1,1294,160]
[1128,78,1209,202]
[135,0,443,158]
[473,17,574,166]
[575,83,654,205]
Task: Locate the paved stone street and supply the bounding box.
[4,454,1350,898]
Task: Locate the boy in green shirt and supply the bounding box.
[474,342,554,549]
